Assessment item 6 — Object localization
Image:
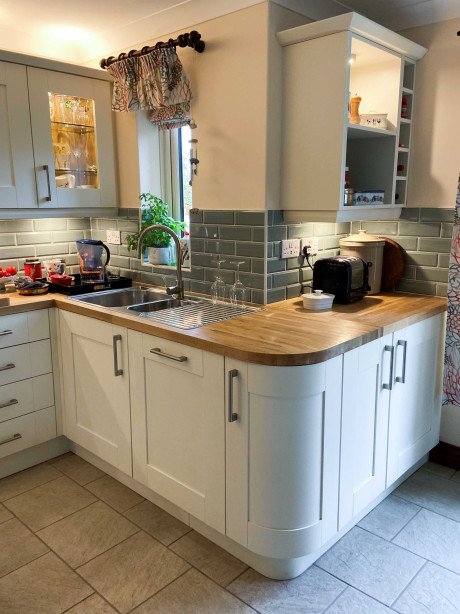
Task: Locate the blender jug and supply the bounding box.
[76,239,111,283]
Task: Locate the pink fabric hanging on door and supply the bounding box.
[443,174,460,405]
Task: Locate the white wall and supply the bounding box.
[403,18,460,208]
[89,3,309,210]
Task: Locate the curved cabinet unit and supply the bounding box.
[226,357,342,566]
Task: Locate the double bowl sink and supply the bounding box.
[70,287,204,313]
[69,287,260,330]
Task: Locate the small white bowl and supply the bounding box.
[302,290,335,311]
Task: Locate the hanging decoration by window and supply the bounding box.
[100,31,204,131]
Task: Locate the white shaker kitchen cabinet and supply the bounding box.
[27,68,116,209]
[386,314,444,486]
[129,331,226,534]
[0,62,36,208]
[339,334,392,528]
[59,311,131,474]
[225,356,343,579]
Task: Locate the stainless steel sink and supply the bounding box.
[128,299,181,313]
[69,287,262,329]
[70,287,172,308]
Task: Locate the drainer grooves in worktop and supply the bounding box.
[134,301,260,330]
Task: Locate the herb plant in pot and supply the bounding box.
[126,193,186,265]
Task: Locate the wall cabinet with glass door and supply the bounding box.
[278,13,427,223]
[0,51,117,211]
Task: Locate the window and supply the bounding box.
[160,125,192,229]
[179,125,192,229]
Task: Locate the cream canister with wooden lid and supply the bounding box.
[339,230,385,294]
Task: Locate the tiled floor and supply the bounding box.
[0,455,459,613]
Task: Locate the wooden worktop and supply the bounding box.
[0,291,446,366]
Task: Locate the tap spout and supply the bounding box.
[137,225,184,300]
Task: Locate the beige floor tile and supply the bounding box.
[78,531,190,613]
[0,462,62,502]
[124,500,191,545]
[169,531,248,587]
[37,501,139,568]
[133,568,255,613]
[4,476,97,531]
[0,552,93,614]
[66,594,117,613]
[85,475,144,512]
[0,518,49,577]
[51,454,105,486]
[0,502,12,524]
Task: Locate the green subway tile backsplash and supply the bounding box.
[0,207,454,305]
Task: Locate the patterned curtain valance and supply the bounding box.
[106,47,192,130]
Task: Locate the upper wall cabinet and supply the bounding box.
[0,52,117,211]
[0,62,36,208]
[278,13,427,223]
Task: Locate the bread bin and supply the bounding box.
[339,230,385,294]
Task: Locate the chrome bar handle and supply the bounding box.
[0,399,18,409]
[42,165,52,202]
[150,348,188,363]
[228,369,239,423]
[0,433,21,446]
[395,340,408,384]
[382,345,394,390]
[0,363,15,372]
[0,330,13,337]
[112,335,123,376]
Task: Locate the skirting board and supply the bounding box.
[430,441,460,470]
[0,436,70,479]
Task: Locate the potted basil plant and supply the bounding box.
[126,194,186,265]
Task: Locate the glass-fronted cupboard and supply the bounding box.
[0,57,116,210]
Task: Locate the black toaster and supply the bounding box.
[312,256,371,304]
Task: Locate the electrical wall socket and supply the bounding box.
[106,230,121,245]
[301,237,319,256]
[281,239,301,259]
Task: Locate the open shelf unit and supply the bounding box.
[278,12,427,222]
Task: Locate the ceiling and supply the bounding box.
[1,0,459,66]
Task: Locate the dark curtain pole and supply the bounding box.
[100,30,205,69]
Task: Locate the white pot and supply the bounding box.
[147,246,170,265]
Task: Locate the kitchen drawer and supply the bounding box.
[0,340,52,386]
[0,406,56,459]
[141,334,204,376]
[0,310,50,349]
[0,374,54,423]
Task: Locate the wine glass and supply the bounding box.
[230,261,247,308]
[70,98,79,124]
[211,259,226,304]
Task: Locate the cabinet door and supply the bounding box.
[0,62,36,208]
[340,334,392,529]
[60,311,131,474]
[130,331,225,533]
[387,314,444,485]
[27,67,116,209]
[226,357,342,560]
